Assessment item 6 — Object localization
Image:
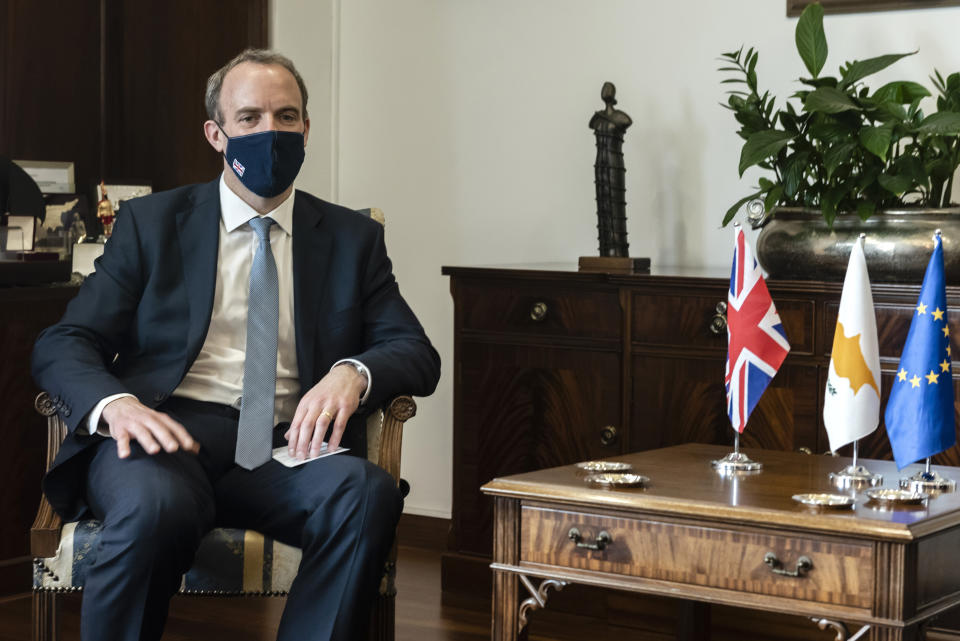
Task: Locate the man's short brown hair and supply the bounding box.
[205,49,309,124]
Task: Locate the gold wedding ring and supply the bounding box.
[321,410,334,420]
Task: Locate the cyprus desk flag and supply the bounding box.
[884,233,956,469]
[823,237,881,452]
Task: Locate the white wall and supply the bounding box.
[275,0,960,518]
[271,0,336,201]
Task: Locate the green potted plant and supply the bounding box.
[720,2,960,281]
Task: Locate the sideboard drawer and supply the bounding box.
[520,506,873,609]
[458,283,620,340]
[631,293,814,355]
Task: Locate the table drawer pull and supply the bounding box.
[529,301,548,322]
[764,552,813,578]
[568,527,612,551]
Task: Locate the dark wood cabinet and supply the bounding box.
[0,285,78,597]
[442,264,960,638]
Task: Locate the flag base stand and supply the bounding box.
[829,465,883,490]
[712,432,762,473]
[900,470,956,493]
[711,452,763,473]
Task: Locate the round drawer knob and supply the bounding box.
[709,301,727,336]
[600,425,618,447]
[530,302,548,322]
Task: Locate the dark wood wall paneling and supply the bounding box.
[0,0,267,598]
[2,0,268,208]
[2,1,102,197]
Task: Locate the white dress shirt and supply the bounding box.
[85,175,369,434]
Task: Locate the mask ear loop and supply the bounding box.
[216,123,231,161]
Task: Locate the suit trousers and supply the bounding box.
[80,396,403,641]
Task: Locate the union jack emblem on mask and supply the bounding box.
[725,226,790,432]
[232,158,245,177]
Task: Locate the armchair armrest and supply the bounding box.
[31,495,62,559]
[367,396,416,483]
[31,392,67,558]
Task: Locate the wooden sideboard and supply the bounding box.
[441,264,960,638]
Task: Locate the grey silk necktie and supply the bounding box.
[235,216,279,470]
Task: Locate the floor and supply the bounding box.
[4,545,957,641]
[0,545,493,641]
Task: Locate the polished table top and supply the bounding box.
[481,443,960,542]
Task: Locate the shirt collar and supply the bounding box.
[218,174,295,236]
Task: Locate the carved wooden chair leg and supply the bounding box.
[32,590,59,641]
[368,540,398,641]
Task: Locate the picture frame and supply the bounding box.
[2,215,35,252]
[12,160,75,194]
[787,0,960,15]
[97,183,152,210]
[42,193,89,234]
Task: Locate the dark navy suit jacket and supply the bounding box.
[32,179,440,520]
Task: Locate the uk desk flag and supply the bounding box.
[725,226,791,433]
[884,234,956,469]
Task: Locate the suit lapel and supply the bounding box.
[176,180,221,371]
[292,191,332,390]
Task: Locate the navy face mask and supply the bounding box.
[219,125,305,198]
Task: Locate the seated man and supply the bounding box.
[31,48,440,641]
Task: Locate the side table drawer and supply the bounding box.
[459,283,620,340]
[520,506,874,609]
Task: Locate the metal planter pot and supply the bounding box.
[752,207,960,283]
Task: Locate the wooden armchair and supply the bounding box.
[31,391,416,641]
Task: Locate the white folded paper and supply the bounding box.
[271,444,348,468]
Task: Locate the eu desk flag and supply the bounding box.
[725,226,790,433]
[884,234,956,469]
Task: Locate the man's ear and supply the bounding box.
[203,120,227,154]
[302,117,311,147]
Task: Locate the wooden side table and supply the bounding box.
[483,444,960,641]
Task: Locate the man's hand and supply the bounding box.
[101,397,199,459]
[286,365,366,459]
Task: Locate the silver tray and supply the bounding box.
[575,460,633,472]
[792,493,855,508]
[585,473,648,488]
[865,489,929,505]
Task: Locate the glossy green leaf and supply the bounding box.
[871,100,908,123]
[821,185,847,228]
[723,191,763,226]
[795,2,827,78]
[808,119,854,143]
[738,130,795,176]
[878,172,913,195]
[856,201,876,221]
[915,111,960,135]
[823,142,858,180]
[872,81,930,104]
[859,122,894,161]
[821,201,837,228]
[840,53,916,89]
[783,151,811,198]
[804,87,859,114]
[764,185,784,212]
